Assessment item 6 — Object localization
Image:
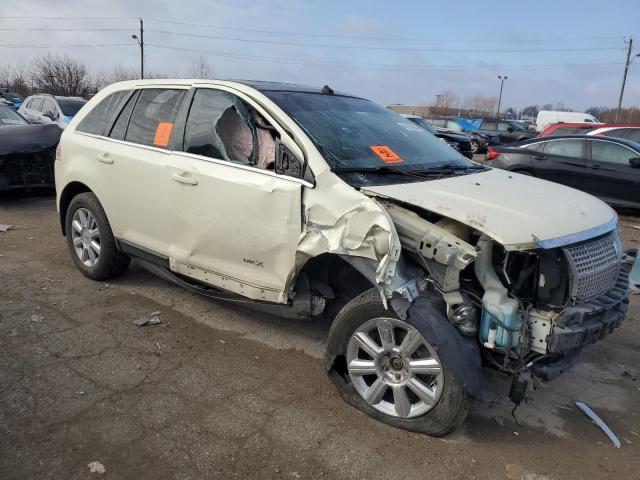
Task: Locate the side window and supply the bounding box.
[124,89,186,148]
[525,142,545,153]
[497,122,511,132]
[184,88,278,170]
[431,119,445,128]
[544,139,583,158]
[626,129,640,143]
[483,121,497,130]
[31,98,43,112]
[447,121,462,131]
[591,141,637,165]
[109,92,137,140]
[77,90,130,135]
[43,99,57,116]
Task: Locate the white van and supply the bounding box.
[535,110,600,132]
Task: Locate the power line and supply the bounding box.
[0,42,135,48]
[0,27,133,32]
[145,43,622,71]
[144,29,623,53]
[0,15,631,44]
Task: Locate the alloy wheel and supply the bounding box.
[71,207,101,267]
[346,317,444,418]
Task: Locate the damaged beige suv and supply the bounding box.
[56,79,638,436]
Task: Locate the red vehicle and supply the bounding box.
[538,122,600,137]
[539,122,640,138]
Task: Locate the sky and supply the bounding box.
[1,0,639,111]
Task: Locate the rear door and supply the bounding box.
[533,139,586,189]
[164,86,304,303]
[26,97,44,123]
[584,139,640,205]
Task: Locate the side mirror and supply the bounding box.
[507,127,514,132]
[42,110,55,120]
[629,157,640,169]
[275,143,303,178]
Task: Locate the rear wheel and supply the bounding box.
[327,289,473,436]
[470,139,480,153]
[65,192,130,280]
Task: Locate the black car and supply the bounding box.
[0,103,61,191]
[403,114,474,159]
[429,117,500,154]
[475,118,537,143]
[486,135,640,208]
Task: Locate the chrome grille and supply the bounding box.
[563,230,622,300]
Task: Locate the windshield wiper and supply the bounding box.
[417,163,486,173]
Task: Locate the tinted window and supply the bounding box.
[591,141,637,165]
[544,139,583,157]
[109,92,137,140]
[56,98,86,116]
[625,129,640,143]
[524,142,545,152]
[125,89,186,147]
[550,126,593,136]
[408,117,437,134]
[77,90,130,135]
[31,98,43,112]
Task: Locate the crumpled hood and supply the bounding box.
[362,168,617,250]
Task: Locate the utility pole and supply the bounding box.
[616,36,636,123]
[131,18,145,79]
[496,75,507,119]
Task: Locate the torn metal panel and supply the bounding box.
[362,168,616,251]
[296,170,401,291]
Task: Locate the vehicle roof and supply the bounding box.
[99,78,358,97]
[514,134,640,149]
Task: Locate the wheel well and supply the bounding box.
[59,181,92,235]
[294,253,374,318]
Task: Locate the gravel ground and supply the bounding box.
[1,193,639,480]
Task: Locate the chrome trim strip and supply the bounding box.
[533,216,618,249]
[74,132,314,188]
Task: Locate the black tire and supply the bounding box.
[326,289,473,437]
[65,192,130,280]
[470,139,480,154]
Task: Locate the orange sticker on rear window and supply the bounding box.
[371,145,403,164]
[153,122,174,147]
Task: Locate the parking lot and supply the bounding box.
[0,194,639,479]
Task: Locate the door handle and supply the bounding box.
[96,153,114,164]
[590,164,602,170]
[171,173,198,185]
[532,156,546,161]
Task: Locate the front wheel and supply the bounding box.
[326,289,473,436]
[470,139,480,154]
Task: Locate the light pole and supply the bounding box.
[496,75,507,119]
[615,37,638,123]
[131,18,144,80]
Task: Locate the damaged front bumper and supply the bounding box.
[530,250,637,380]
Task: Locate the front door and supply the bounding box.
[164,87,304,303]
[534,138,586,189]
[584,139,640,206]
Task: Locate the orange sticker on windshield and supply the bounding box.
[153,122,174,147]
[371,145,403,164]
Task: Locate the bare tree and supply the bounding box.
[30,53,89,96]
[189,56,213,79]
[109,65,140,83]
[0,64,33,97]
[463,95,498,116]
[439,89,459,110]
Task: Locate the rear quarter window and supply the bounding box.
[124,89,186,148]
[76,90,130,135]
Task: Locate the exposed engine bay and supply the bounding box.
[376,200,632,405]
